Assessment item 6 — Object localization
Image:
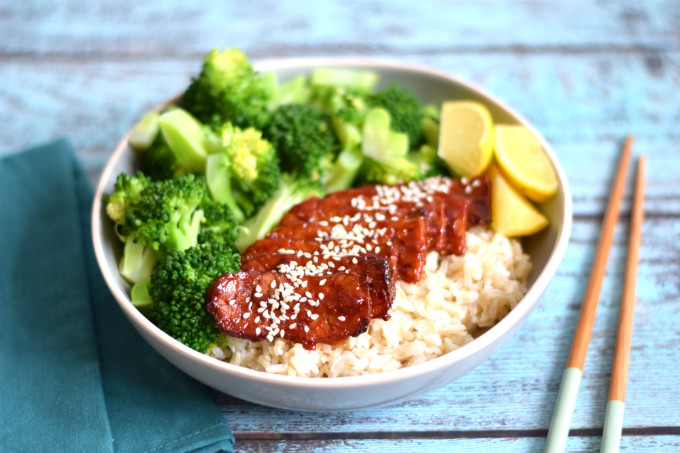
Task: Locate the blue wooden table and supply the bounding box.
[2,1,679,451]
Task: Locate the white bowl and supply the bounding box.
[92,58,572,411]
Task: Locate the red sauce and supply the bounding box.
[206,175,490,349]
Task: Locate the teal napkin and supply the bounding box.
[0,140,235,453]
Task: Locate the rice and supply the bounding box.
[208,226,532,377]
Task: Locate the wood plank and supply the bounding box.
[1,52,679,214]
[208,216,680,433]
[231,434,680,452]
[1,0,678,57]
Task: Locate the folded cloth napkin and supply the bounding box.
[0,140,235,453]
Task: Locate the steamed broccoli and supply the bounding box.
[197,196,240,247]
[148,242,240,352]
[128,110,160,152]
[206,125,281,221]
[264,104,337,181]
[367,84,424,148]
[158,108,220,174]
[182,48,276,130]
[407,144,448,179]
[356,156,421,186]
[106,172,152,230]
[235,174,326,252]
[106,173,210,280]
[141,135,180,180]
[106,172,156,283]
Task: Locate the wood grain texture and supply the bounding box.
[232,435,680,453]
[2,0,679,451]
[1,0,679,57]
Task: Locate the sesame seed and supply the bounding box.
[318,293,325,300]
[255,285,261,293]
[243,313,251,319]
[319,279,326,285]
[289,323,297,329]
[338,316,346,321]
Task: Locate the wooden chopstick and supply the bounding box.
[544,135,634,453]
[600,155,645,453]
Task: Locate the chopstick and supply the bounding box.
[544,135,634,453]
[600,155,645,453]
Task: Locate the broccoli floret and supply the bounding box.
[408,144,448,179]
[197,196,239,247]
[120,174,207,253]
[106,172,152,231]
[235,174,325,252]
[206,125,281,221]
[182,48,276,130]
[368,84,424,148]
[149,242,240,352]
[264,104,337,181]
[141,134,181,180]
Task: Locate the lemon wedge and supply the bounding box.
[489,165,549,237]
[438,101,494,178]
[494,124,558,202]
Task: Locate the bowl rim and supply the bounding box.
[92,56,573,390]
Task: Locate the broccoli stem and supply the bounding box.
[235,177,325,252]
[118,239,158,284]
[130,275,153,308]
[128,111,160,152]
[325,147,364,193]
[362,108,409,164]
[311,68,378,92]
[158,109,211,173]
[205,153,246,222]
[165,209,204,251]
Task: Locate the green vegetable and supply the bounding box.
[324,147,364,193]
[128,111,160,152]
[182,48,276,130]
[367,84,424,148]
[421,103,440,147]
[206,125,281,221]
[264,104,337,181]
[158,108,219,173]
[118,239,158,284]
[141,135,180,180]
[361,107,409,164]
[357,156,420,186]
[149,242,240,352]
[235,175,325,252]
[271,75,310,107]
[130,275,153,308]
[310,68,378,92]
